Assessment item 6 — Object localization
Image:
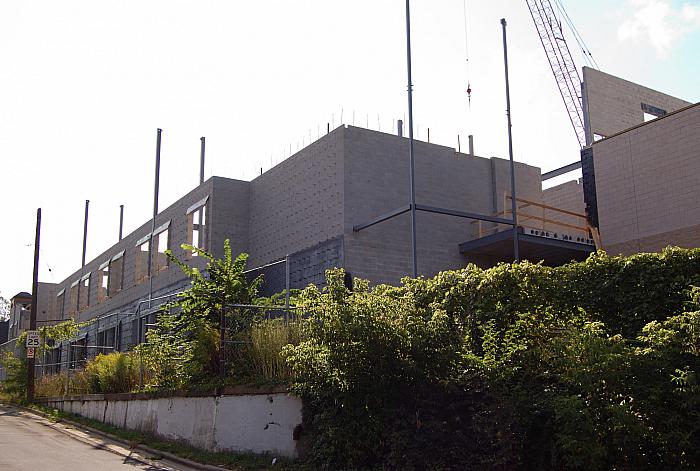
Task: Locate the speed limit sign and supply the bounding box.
[26,331,40,348]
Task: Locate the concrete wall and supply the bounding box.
[342,126,543,284]
[542,179,587,233]
[44,390,303,458]
[247,128,344,268]
[590,103,700,255]
[210,177,252,262]
[50,177,250,325]
[583,67,691,142]
[36,282,58,326]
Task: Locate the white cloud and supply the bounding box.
[617,0,700,57]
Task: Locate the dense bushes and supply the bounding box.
[284,248,700,470]
[33,352,139,397]
[0,351,27,401]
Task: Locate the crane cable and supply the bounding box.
[553,0,600,69]
[463,0,472,109]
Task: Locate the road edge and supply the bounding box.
[8,402,231,471]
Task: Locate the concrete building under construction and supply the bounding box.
[1,67,697,374]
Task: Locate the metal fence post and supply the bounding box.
[285,254,290,322]
[220,305,226,381]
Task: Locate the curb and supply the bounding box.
[15,404,231,471]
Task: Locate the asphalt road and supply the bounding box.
[0,402,194,471]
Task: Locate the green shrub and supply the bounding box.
[284,248,700,470]
[33,352,139,397]
[0,351,27,401]
[138,239,261,389]
[84,352,139,394]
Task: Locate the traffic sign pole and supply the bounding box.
[27,208,41,403]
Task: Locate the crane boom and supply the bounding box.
[526,0,586,148]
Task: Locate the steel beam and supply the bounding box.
[352,205,412,232]
[542,160,582,180]
[415,204,514,226]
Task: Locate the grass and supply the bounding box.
[9,399,311,471]
[248,318,304,383]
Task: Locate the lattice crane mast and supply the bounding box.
[526,0,586,148]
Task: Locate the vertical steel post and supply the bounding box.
[501,18,520,262]
[78,199,89,312]
[119,205,124,241]
[405,0,418,278]
[199,137,205,243]
[148,129,162,307]
[81,200,89,267]
[27,208,41,402]
[285,254,290,321]
[200,137,206,185]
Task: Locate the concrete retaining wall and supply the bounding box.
[42,388,303,458]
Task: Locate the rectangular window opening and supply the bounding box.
[57,291,65,319]
[188,205,208,257]
[154,228,169,272]
[96,327,116,355]
[135,239,150,284]
[78,275,90,311]
[99,264,109,301]
[69,282,79,316]
[70,337,87,369]
[110,257,124,294]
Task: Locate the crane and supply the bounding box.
[525,0,587,148]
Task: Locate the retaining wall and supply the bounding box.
[39,387,303,458]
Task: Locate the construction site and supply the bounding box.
[1,0,698,389]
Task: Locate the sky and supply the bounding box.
[0,0,698,302]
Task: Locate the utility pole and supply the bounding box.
[405,0,418,278]
[27,208,41,402]
[501,18,520,262]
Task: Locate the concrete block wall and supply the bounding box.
[342,126,543,284]
[490,156,544,232]
[583,67,691,142]
[247,128,344,269]
[51,177,251,325]
[246,237,344,297]
[36,281,58,326]
[591,103,700,255]
[542,179,587,233]
[211,177,251,258]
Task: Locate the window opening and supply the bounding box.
[69,336,87,369]
[56,289,65,319]
[99,261,109,301]
[96,327,116,355]
[154,228,170,271]
[69,281,79,316]
[109,251,124,294]
[136,236,150,284]
[46,343,62,375]
[78,273,90,311]
[186,196,209,257]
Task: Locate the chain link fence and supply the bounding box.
[2,296,304,396]
[220,304,301,383]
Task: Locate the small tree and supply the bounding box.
[0,293,9,321]
[138,240,261,389]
